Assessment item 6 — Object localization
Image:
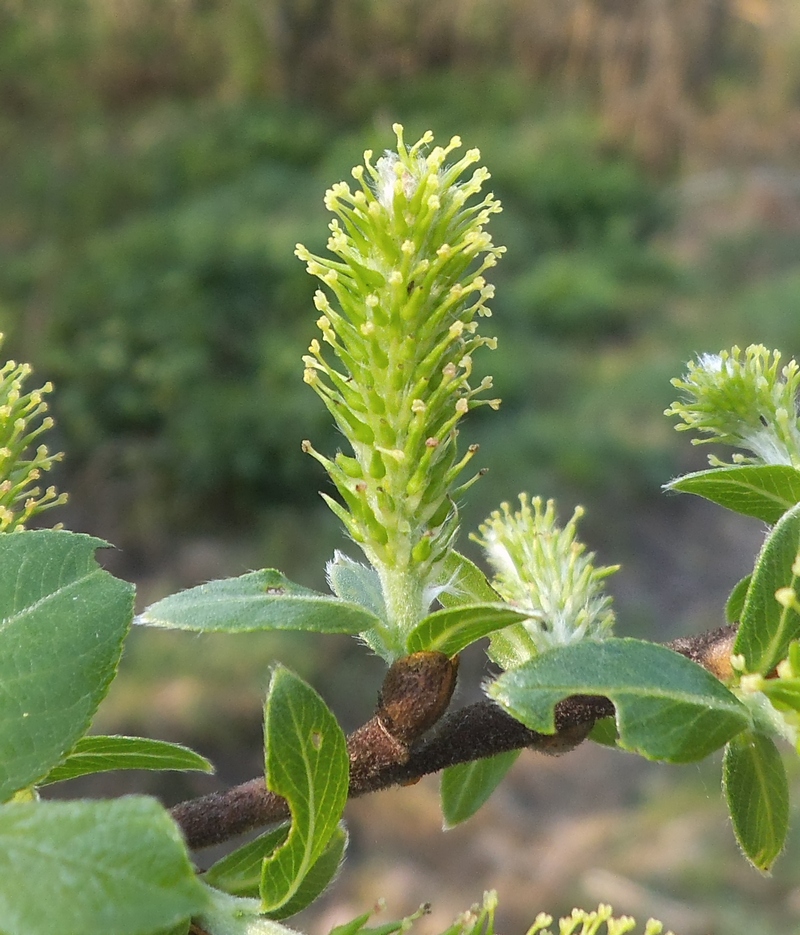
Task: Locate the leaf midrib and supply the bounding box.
[0,569,100,634]
[500,681,741,710]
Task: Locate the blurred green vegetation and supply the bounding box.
[14,97,676,503]
[2,0,800,588]
[0,3,684,541]
[0,8,799,585]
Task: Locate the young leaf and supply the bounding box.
[137,568,382,634]
[260,667,349,915]
[195,884,300,935]
[205,822,347,916]
[150,924,191,935]
[735,501,800,674]
[406,604,532,656]
[204,824,290,897]
[0,797,206,935]
[726,575,751,624]
[488,638,748,763]
[487,625,540,671]
[325,551,394,659]
[40,735,213,785]
[436,551,500,607]
[440,751,520,829]
[326,551,387,619]
[666,464,800,524]
[757,675,800,718]
[0,530,134,802]
[723,730,789,873]
[268,824,348,919]
[588,717,619,748]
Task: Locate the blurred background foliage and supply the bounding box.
[10,2,800,930]
[8,0,800,560]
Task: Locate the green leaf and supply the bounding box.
[487,624,540,670]
[269,823,347,919]
[726,575,751,624]
[41,735,213,785]
[204,824,290,897]
[205,821,347,915]
[758,677,800,716]
[666,465,800,524]
[588,716,619,747]
[488,638,749,763]
[151,925,190,935]
[325,552,394,660]
[406,603,532,656]
[0,797,206,935]
[138,568,383,634]
[0,530,134,802]
[440,751,520,829]
[436,551,500,607]
[260,667,349,915]
[735,501,800,674]
[195,885,299,935]
[723,730,789,872]
[326,551,387,619]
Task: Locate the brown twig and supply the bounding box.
[171,625,737,850]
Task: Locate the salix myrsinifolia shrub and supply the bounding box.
[2,126,800,935]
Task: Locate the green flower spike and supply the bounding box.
[665,345,800,467]
[296,125,503,655]
[0,340,66,531]
[473,494,618,665]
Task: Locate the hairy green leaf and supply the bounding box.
[325,551,394,659]
[406,603,531,656]
[260,667,349,915]
[588,717,618,747]
[0,798,206,935]
[205,822,350,912]
[487,625,540,670]
[204,824,290,897]
[326,551,387,619]
[726,575,751,624]
[758,676,800,720]
[488,638,748,762]
[151,925,190,935]
[735,501,800,674]
[440,751,520,829]
[723,730,789,873]
[430,553,537,665]
[0,530,134,802]
[138,568,382,634]
[41,735,213,785]
[666,465,800,524]
[193,815,342,929]
[195,885,299,935]
[436,551,500,607]
[269,824,347,919]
